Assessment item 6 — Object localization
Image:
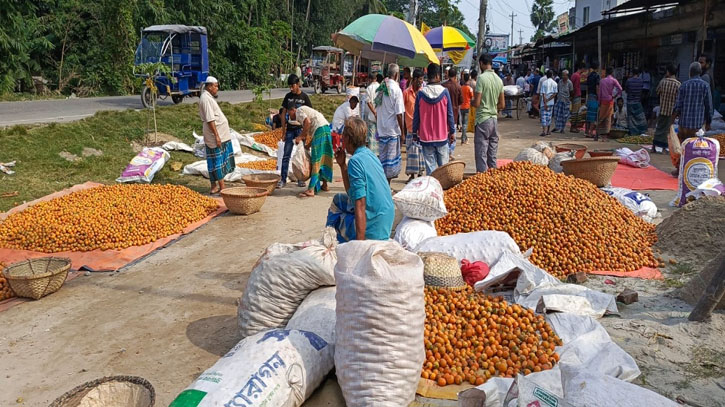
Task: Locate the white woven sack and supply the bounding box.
[415,231,521,265]
[514,147,549,166]
[335,240,425,407]
[392,176,448,221]
[549,151,575,173]
[238,228,338,338]
[394,216,437,251]
[286,286,336,343]
[169,329,333,407]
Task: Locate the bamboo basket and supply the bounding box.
[242,173,280,195]
[221,187,268,215]
[561,156,621,187]
[555,143,588,159]
[430,161,466,190]
[49,376,155,407]
[3,257,70,300]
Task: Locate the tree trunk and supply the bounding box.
[689,252,725,322]
[58,24,71,92]
[408,0,417,25]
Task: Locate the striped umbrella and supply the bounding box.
[424,26,475,51]
[333,14,438,67]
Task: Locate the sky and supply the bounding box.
[458,0,575,46]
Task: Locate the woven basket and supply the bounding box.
[3,257,70,300]
[49,375,155,407]
[561,156,621,187]
[588,149,614,157]
[221,187,268,215]
[419,252,467,290]
[555,143,588,159]
[242,173,280,195]
[430,160,466,190]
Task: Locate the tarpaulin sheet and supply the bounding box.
[496,160,677,190]
[0,182,227,273]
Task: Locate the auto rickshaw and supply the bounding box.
[133,25,209,108]
[309,46,347,94]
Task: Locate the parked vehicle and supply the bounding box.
[309,46,347,94]
[133,25,209,108]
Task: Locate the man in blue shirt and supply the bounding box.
[326,116,395,242]
[672,61,713,175]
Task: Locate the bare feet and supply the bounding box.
[298,190,315,198]
[321,181,329,192]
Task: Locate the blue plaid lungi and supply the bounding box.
[378,135,401,179]
[326,193,356,242]
[540,106,553,126]
[405,133,425,176]
[552,100,571,130]
[586,99,599,123]
[205,140,235,182]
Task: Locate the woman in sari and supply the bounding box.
[287,102,334,198]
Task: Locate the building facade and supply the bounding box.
[572,0,627,28]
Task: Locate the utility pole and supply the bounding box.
[509,12,516,61]
[518,29,523,45]
[408,0,418,25]
[477,0,488,58]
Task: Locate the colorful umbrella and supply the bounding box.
[424,26,475,51]
[333,14,438,67]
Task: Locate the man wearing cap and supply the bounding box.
[198,76,235,194]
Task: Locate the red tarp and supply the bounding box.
[496,159,677,190]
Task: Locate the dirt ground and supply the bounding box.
[2,113,724,407]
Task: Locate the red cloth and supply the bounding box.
[461,259,490,286]
[331,131,342,152]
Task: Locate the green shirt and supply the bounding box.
[475,70,504,124]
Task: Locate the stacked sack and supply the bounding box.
[238,228,337,338]
[514,142,556,167]
[392,176,447,251]
[671,133,721,207]
[335,240,425,406]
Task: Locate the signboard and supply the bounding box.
[484,34,509,54]
[557,12,569,34]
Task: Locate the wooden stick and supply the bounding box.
[688,251,725,322]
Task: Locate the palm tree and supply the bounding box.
[530,0,556,41]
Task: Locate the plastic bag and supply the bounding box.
[392,176,448,221]
[461,259,490,286]
[668,126,682,167]
[686,177,725,200]
[514,147,549,166]
[335,240,425,407]
[671,135,720,207]
[601,187,658,222]
[169,329,333,407]
[503,85,521,96]
[549,151,575,173]
[615,147,648,168]
[238,228,337,338]
[291,143,310,182]
[116,147,170,183]
[193,131,207,158]
[394,216,437,251]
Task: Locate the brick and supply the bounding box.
[617,288,639,304]
[566,271,588,284]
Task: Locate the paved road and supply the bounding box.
[0,88,317,127]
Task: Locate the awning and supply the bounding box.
[603,0,681,14]
[142,25,207,35]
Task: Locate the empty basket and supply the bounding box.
[430,160,466,190]
[3,257,70,300]
[221,187,268,215]
[561,156,621,187]
[242,173,281,195]
[555,143,588,159]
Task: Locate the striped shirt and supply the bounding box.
[625,76,643,103]
[674,76,713,130]
[656,77,681,116]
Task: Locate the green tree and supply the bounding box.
[530,0,556,41]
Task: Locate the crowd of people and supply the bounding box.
[195,52,715,243]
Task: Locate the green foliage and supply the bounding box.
[530,0,556,41]
[1,0,386,96]
[385,0,474,39]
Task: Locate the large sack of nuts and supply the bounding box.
[394,216,437,251]
[514,147,549,166]
[169,329,333,407]
[335,240,425,407]
[286,286,337,342]
[238,228,337,338]
[671,136,720,207]
[436,162,658,278]
[393,176,448,221]
[116,147,170,183]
